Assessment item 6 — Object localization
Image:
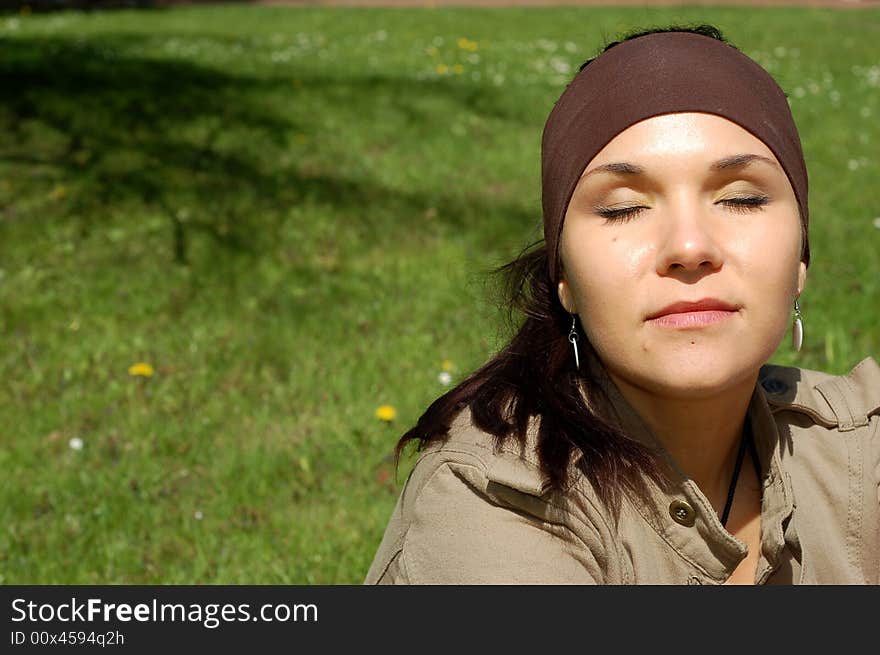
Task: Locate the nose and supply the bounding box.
[654,198,724,278]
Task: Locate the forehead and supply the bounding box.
[586,112,776,166]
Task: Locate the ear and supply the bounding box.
[796,261,807,297]
[557,278,577,314]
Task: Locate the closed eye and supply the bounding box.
[595,195,771,223]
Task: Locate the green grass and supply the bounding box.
[0,4,877,583]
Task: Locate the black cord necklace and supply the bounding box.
[719,418,762,528]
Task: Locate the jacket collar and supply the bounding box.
[576,347,795,583]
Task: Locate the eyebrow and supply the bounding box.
[580,153,782,181]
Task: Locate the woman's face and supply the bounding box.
[557,112,807,399]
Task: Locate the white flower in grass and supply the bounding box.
[550,57,571,74]
[848,159,860,171]
[69,437,84,451]
[873,217,880,230]
[194,510,204,521]
[438,371,452,386]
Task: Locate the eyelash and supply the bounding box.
[596,196,771,223]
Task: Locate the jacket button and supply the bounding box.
[760,377,789,395]
[669,500,696,527]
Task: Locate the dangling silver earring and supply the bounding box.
[792,298,804,352]
[568,313,580,370]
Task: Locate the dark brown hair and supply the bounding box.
[393,24,734,523]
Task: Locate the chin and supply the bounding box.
[627,350,763,400]
[651,374,752,401]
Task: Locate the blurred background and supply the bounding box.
[1,0,877,583]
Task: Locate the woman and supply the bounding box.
[364,25,879,585]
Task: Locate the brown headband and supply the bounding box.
[541,31,810,284]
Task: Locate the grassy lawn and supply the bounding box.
[0,4,877,584]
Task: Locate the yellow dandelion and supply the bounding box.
[375,405,397,422]
[441,359,455,371]
[452,64,464,75]
[436,63,448,75]
[457,37,477,52]
[128,362,155,378]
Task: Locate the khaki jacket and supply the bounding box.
[364,355,880,584]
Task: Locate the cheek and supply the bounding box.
[563,237,646,337]
[737,217,802,294]
[729,215,802,346]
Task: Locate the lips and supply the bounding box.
[646,298,740,320]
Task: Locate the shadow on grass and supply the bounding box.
[1,34,305,262]
[0,32,539,275]
[0,1,256,13]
